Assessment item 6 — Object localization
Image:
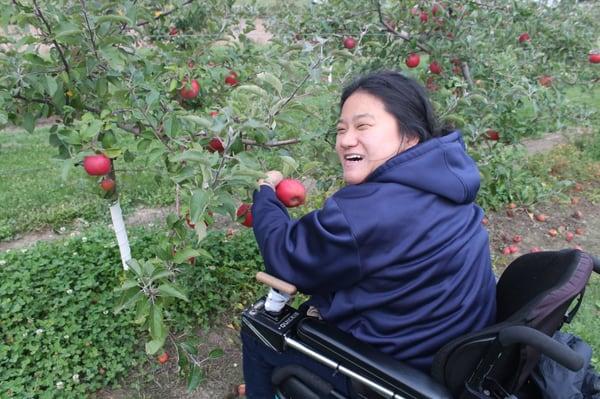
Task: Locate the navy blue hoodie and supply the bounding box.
[251,131,496,373]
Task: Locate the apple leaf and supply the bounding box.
[173,248,202,264]
[134,297,151,325]
[46,76,58,96]
[114,288,143,314]
[22,112,35,134]
[190,189,210,224]
[145,339,164,355]
[187,364,204,392]
[208,347,224,359]
[181,115,212,129]
[257,72,282,95]
[157,283,189,302]
[126,258,143,277]
[149,304,167,342]
[280,155,298,176]
[235,84,268,98]
[194,221,207,243]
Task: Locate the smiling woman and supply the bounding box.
[243,70,497,398]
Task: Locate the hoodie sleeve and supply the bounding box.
[251,185,362,294]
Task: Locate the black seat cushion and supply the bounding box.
[296,317,452,399]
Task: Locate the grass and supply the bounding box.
[0,125,174,241]
[567,275,600,367]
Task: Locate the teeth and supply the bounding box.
[345,154,363,161]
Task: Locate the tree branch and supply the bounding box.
[79,0,100,60]
[373,0,431,53]
[460,61,474,90]
[32,0,71,77]
[241,138,300,147]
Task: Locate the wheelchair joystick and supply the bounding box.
[242,272,303,353]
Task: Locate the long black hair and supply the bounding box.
[340,70,450,143]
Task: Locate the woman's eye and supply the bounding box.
[336,128,346,134]
[357,124,369,130]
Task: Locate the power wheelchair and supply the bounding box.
[242,249,600,398]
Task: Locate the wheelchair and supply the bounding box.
[242,249,600,398]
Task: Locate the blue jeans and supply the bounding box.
[241,330,351,398]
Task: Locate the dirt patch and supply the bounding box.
[94,319,245,399]
[522,127,593,156]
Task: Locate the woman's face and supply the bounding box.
[336,91,417,185]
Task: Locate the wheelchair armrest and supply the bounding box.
[498,325,584,371]
[296,318,452,399]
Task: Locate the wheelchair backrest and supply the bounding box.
[431,249,594,397]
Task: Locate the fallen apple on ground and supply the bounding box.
[157,352,169,364]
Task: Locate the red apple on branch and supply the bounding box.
[486,129,500,141]
[343,37,357,49]
[83,154,111,176]
[207,137,225,153]
[180,79,200,100]
[237,203,253,228]
[589,53,600,64]
[405,53,420,68]
[100,177,115,192]
[420,11,429,23]
[225,72,239,86]
[429,61,442,74]
[276,179,306,208]
[538,75,553,87]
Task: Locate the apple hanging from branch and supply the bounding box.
[180,79,200,100]
[83,154,111,176]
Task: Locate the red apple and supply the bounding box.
[420,11,429,23]
[538,75,553,87]
[508,245,519,254]
[100,177,115,192]
[207,137,225,153]
[83,154,111,176]
[237,203,253,228]
[410,6,419,16]
[157,352,169,364]
[405,53,420,68]
[575,227,585,235]
[518,32,530,43]
[572,210,583,219]
[209,111,218,118]
[429,61,442,74]
[512,235,522,243]
[589,53,600,64]
[180,79,200,100]
[481,217,489,226]
[502,247,512,256]
[548,228,558,237]
[486,129,500,141]
[535,213,547,222]
[225,73,238,86]
[343,37,357,49]
[169,27,178,36]
[565,231,574,242]
[432,3,441,15]
[276,179,306,208]
[425,76,439,92]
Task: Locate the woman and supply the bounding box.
[242,70,497,398]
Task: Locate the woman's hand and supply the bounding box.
[259,170,284,190]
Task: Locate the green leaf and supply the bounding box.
[150,269,175,282]
[46,76,58,96]
[54,29,82,41]
[114,279,139,292]
[187,365,204,392]
[134,298,151,324]
[208,347,224,359]
[280,155,298,176]
[95,15,134,27]
[236,84,268,98]
[257,72,283,95]
[190,190,210,225]
[157,283,189,302]
[179,341,198,356]
[173,248,202,264]
[145,339,163,355]
[22,112,35,133]
[181,115,212,129]
[149,304,167,342]
[114,288,143,314]
[126,258,143,276]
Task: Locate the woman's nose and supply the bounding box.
[338,130,358,148]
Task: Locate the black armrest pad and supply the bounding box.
[296,318,452,399]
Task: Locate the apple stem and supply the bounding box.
[109,200,132,270]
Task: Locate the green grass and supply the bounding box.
[567,275,600,367]
[0,126,174,241]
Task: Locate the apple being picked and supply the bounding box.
[276,179,306,208]
[237,203,253,228]
[180,79,200,100]
[83,154,111,176]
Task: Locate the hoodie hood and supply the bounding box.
[365,131,480,204]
